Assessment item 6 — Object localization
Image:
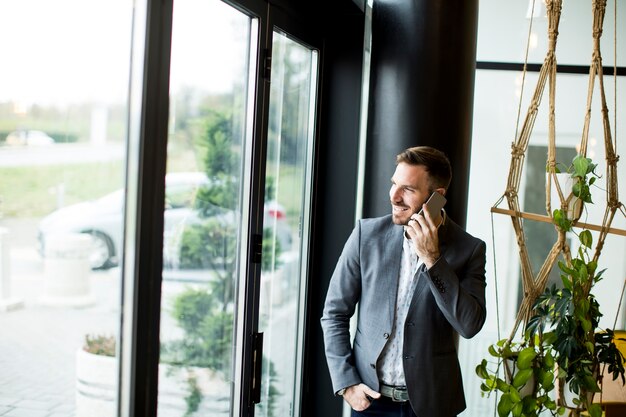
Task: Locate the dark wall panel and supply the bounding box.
[364,0,479,226]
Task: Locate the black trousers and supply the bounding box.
[350,396,456,417]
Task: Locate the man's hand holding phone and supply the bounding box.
[406,192,446,268]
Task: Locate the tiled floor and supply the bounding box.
[0,263,118,417]
[0,219,228,417]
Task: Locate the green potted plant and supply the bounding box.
[477,155,625,417]
[527,155,625,417]
[476,334,561,417]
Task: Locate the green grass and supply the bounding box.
[0,162,124,218]
[0,152,304,225]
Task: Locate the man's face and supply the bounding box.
[389,162,436,225]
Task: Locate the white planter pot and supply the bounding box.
[75,349,118,417]
[75,348,216,416]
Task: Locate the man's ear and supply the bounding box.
[435,187,447,197]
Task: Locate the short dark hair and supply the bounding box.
[396,146,452,191]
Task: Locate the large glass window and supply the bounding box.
[0,0,133,416]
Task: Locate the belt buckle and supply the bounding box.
[391,387,407,402]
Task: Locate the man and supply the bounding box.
[320,146,487,417]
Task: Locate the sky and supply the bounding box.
[0,0,245,107]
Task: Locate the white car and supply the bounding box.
[38,172,293,270]
[5,130,55,146]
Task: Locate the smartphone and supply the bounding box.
[416,192,447,218]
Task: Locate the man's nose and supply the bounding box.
[390,187,402,202]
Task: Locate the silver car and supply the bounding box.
[38,172,293,270]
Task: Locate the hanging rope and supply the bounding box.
[497,0,565,341]
[492,0,625,342]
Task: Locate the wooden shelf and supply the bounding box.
[490,207,626,237]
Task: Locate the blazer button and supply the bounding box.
[383,333,390,339]
[406,322,414,327]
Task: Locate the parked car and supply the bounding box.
[5,130,55,146]
[37,172,293,270]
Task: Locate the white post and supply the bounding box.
[40,233,95,307]
[0,227,24,312]
[90,105,108,145]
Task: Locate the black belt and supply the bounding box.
[379,384,409,402]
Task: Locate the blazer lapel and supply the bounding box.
[381,223,404,324]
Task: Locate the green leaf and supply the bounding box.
[522,396,537,414]
[579,230,593,248]
[558,260,575,275]
[553,209,572,232]
[510,386,521,402]
[572,180,583,197]
[485,376,497,390]
[588,403,602,417]
[496,378,510,392]
[488,345,500,357]
[517,347,537,370]
[497,394,513,417]
[560,274,573,291]
[475,360,489,379]
[512,401,523,417]
[584,375,600,391]
[572,155,590,178]
[512,369,534,389]
[541,370,554,387]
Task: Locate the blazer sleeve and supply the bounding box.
[423,237,487,339]
[320,222,364,393]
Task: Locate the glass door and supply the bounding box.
[156,1,319,416]
[157,1,259,416]
[257,29,318,417]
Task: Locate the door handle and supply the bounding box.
[252,332,264,404]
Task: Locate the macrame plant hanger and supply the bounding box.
[491,0,626,344]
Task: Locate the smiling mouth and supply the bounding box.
[392,205,410,213]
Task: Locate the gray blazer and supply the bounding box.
[321,214,486,417]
